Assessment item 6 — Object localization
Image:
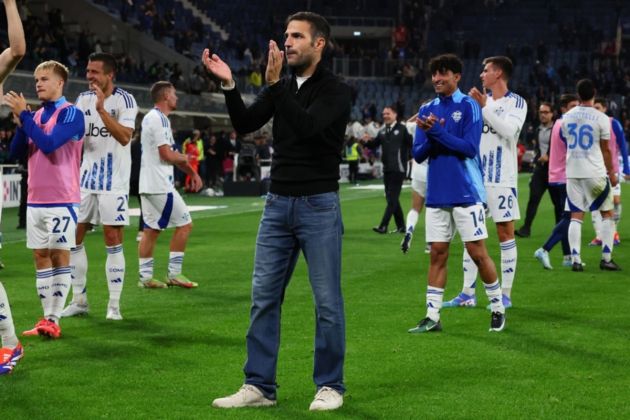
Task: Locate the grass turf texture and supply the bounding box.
[1,175,628,419]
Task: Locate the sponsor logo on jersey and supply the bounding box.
[86,123,112,138]
[482,123,497,134]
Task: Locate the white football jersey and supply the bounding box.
[76,87,138,194]
[479,92,527,187]
[562,105,610,178]
[139,108,176,194]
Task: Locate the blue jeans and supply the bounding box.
[244,192,345,398]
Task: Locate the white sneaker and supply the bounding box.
[212,384,276,408]
[106,306,123,321]
[61,302,89,317]
[534,248,553,270]
[309,386,343,411]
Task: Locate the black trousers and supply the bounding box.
[379,171,405,230]
[548,183,567,224]
[521,162,549,231]
[348,160,359,184]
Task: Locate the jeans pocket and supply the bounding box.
[304,193,338,212]
[264,193,278,207]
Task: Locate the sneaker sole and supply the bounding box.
[137,281,168,289]
[61,307,89,317]
[490,320,506,332]
[166,280,198,288]
[443,301,476,308]
[212,400,277,408]
[408,323,442,333]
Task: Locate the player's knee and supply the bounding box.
[177,223,193,234]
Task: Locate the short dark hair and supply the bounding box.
[286,11,330,48]
[576,79,596,101]
[150,81,174,103]
[428,54,463,75]
[594,97,607,107]
[539,101,553,111]
[559,93,578,109]
[383,105,397,114]
[483,56,513,79]
[88,52,117,74]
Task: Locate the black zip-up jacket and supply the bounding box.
[371,121,412,174]
[222,64,352,196]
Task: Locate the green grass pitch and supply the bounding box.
[1,175,628,419]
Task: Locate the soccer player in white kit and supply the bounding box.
[62,53,138,321]
[137,81,202,289]
[0,0,25,376]
[401,115,429,254]
[562,79,620,271]
[443,56,527,309]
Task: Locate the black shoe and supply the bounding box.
[390,227,406,234]
[572,262,584,272]
[401,232,413,254]
[489,311,506,332]
[514,228,530,238]
[408,317,442,333]
[372,226,387,234]
[16,224,25,230]
[600,259,621,271]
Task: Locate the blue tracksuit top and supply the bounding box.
[413,88,485,208]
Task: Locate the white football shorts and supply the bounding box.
[425,203,488,243]
[485,186,520,222]
[141,191,191,230]
[566,177,613,212]
[27,205,78,250]
[78,191,130,226]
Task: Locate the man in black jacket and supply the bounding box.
[203,12,350,412]
[368,106,412,234]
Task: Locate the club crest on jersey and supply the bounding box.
[393,129,399,135]
[451,110,462,122]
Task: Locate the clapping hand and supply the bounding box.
[468,87,488,108]
[201,49,234,86]
[265,40,284,85]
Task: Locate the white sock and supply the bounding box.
[425,286,444,322]
[70,244,88,305]
[484,279,504,314]
[0,282,18,348]
[405,209,418,233]
[36,268,55,320]
[50,267,71,323]
[601,217,615,262]
[568,219,583,264]
[168,252,184,277]
[106,244,125,308]
[500,239,517,298]
[139,257,154,281]
[614,203,621,232]
[591,211,603,239]
[462,248,477,296]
